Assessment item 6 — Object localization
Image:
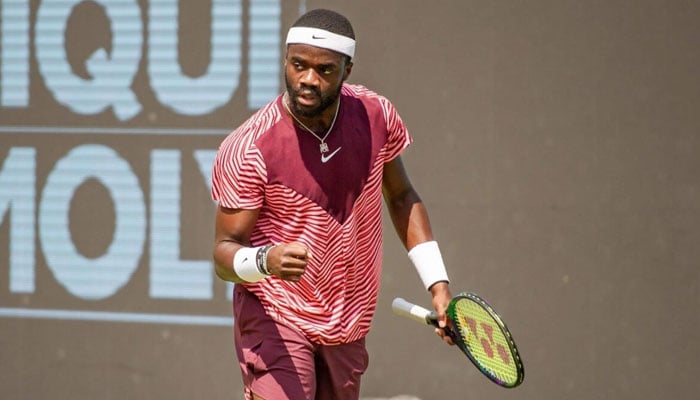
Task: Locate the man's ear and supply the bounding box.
[343,61,353,82]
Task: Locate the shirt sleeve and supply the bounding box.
[211,130,266,209]
[379,96,413,162]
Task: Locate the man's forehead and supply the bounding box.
[286,43,346,63]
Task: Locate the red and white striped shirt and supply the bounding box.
[211,84,411,344]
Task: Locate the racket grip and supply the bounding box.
[392,297,437,326]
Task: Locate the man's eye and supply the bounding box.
[320,67,333,75]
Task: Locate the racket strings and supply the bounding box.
[451,299,520,386]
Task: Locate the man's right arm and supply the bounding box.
[213,206,260,283]
[213,205,312,283]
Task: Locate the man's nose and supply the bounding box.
[299,68,319,87]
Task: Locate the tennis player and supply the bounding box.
[211,8,453,400]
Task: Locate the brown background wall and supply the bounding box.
[1,1,699,399]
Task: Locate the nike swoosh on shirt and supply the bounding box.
[321,147,342,163]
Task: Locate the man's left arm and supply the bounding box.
[382,156,453,344]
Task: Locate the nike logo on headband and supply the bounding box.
[312,34,326,39]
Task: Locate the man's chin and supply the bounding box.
[292,102,323,118]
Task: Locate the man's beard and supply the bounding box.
[285,76,342,118]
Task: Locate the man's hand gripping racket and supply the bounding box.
[392,292,525,388]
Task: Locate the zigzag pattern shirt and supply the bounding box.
[211,84,412,344]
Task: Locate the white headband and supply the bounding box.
[286,27,356,58]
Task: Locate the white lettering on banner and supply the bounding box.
[0,145,220,302]
[148,0,242,115]
[35,0,144,119]
[1,0,281,116]
[150,150,212,299]
[39,145,146,300]
[1,0,30,106]
[248,0,282,108]
[0,0,288,324]
[193,150,217,193]
[0,148,36,293]
[193,150,235,301]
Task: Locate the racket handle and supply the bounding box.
[392,297,438,326]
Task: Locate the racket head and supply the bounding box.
[446,292,524,388]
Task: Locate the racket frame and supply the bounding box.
[392,292,525,388]
[446,292,524,388]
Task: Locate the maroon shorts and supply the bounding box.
[233,285,369,400]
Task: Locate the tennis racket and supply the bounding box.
[392,292,524,388]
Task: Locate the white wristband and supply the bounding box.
[233,246,267,283]
[408,241,450,291]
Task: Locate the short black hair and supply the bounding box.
[292,9,355,40]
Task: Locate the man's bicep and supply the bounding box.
[382,156,413,202]
[214,205,260,245]
[212,206,260,283]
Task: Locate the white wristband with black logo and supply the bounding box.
[233,246,268,283]
[408,241,450,291]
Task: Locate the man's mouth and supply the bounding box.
[294,89,319,107]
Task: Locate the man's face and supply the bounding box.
[284,44,352,118]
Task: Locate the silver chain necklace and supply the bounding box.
[282,92,340,154]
